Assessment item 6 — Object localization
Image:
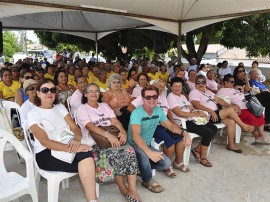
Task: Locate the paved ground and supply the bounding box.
[4,130,270,202]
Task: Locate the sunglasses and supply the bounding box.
[238,70,245,73]
[24,76,34,80]
[144,95,158,100]
[195,81,206,85]
[27,86,36,91]
[40,87,57,94]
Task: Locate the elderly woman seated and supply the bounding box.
[234,66,270,131]
[128,79,191,176]
[189,75,254,154]
[217,74,269,144]
[167,77,217,167]
[102,74,133,130]
[75,83,141,202]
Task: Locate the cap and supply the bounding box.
[23,79,37,91]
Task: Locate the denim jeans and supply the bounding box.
[132,144,171,183]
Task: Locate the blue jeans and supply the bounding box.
[132,144,171,183]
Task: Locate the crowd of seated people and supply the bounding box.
[1,54,270,202]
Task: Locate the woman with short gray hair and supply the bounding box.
[102,74,132,130]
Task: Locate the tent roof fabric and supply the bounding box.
[1,0,270,40]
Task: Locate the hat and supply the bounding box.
[191,58,197,61]
[112,63,120,68]
[23,79,37,91]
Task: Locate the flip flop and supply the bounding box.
[226,146,242,153]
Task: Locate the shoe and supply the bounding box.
[173,161,190,173]
[264,126,270,131]
[255,138,270,144]
[200,158,212,167]
[125,194,142,202]
[191,148,201,162]
[226,146,242,153]
[141,180,164,193]
[164,166,177,178]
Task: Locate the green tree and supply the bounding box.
[220,13,270,57]
[3,31,20,61]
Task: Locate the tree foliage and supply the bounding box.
[220,13,270,57]
[3,31,20,60]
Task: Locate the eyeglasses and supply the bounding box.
[87,90,100,94]
[143,95,159,100]
[27,86,36,91]
[195,81,206,85]
[24,76,34,80]
[40,87,57,94]
[229,80,235,84]
[238,70,245,73]
[111,81,121,84]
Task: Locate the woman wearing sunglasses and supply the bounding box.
[75,83,141,202]
[189,75,254,155]
[217,74,269,144]
[167,77,218,167]
[15,70,34,106]
[233,66,270,131]
[27,78,97,202]
[0,68,21,101]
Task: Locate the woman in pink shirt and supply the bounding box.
[206,70,219,93]
[186,70,196,91]
[217,74,268,144]
[132,73,149,98]
[189,75,254,154]
[76,83,141,202]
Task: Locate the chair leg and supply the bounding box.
[183,145,191,166]
[47,179,61,202]
[219,128,224,136]
[235,124,241,144]
[206,143,211,156]
[96,183,99,198]
[152,169,156,176]
[61,178,69,190]
[35,173,41,193]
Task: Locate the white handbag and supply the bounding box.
[37,123,76,164]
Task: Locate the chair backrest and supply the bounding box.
[67,96,74,118]
[0,100,21,126]
[0,128,33,175]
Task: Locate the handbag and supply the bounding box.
[37,123,76,164]
[90,125,121,149]
[245,94,264,117]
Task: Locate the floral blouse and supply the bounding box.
[102,89,132,116]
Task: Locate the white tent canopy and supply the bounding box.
[1,0,270,40]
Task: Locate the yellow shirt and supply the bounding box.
[87,75,99,84]
[0,81,21,99]
[122,80,129,89]
[95,79,108,91]
[107,71,114,79]
[68,74,76,88]
[157,71,170,82]
[44,73,54,80]
[147,72,159,81]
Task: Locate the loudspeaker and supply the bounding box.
[0,21,3,55]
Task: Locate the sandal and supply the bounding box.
[173,161,190,173]
[164,166,177,178]
[141,180,164,193]
[191,148,201,162]
[125,194,142,202]
[200,158,212,167]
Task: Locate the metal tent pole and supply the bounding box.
[177,21,182,64]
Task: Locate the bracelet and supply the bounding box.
[104,130,109,138]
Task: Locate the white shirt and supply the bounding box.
[69,89,83,117]
[20,100,35,127]
[218,67,232,79]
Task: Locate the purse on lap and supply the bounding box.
[89,125,121,149]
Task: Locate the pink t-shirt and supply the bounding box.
[131,94,169,115]
[189,89,218,111]
[75,103,116,141]
[132,86,143,98]
[217,88,247,109]
[167,92,191,121]
[69,89,83,117]
[186,80,196,90]
[206,79,218,91]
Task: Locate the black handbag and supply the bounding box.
[245,94,264,117]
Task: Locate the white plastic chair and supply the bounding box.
[216,123,241,144]
[0,100,26,162]
[151,118,211,167]
[0,128,38,202]
[23,122,99,202]
[66,96,73,118]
